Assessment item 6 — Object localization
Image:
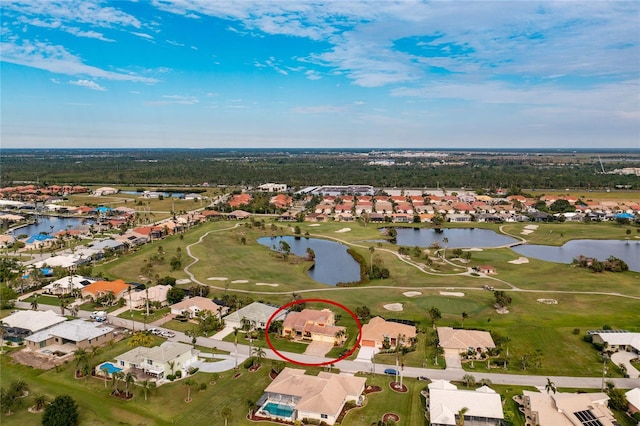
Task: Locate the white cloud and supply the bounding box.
[0,38,158,83]
[132,32,154,41]
[69,79,106,91]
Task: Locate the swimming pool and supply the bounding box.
[262,402,295,418]
[100,362,122,374]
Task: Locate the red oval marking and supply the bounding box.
[265,298,362,367]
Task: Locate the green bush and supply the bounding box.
[243,357,256,369]
[175,370,182,378]
[166,374,175,381]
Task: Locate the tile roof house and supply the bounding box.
[428,380,504,426]
[521,390,615,426]
[360,317,416,349]
[81,279,130,301]
[282,309,346,344]
[43,275,95,296]
[114,341,198,380]
[127,285,172,310]
[170,296,227,319]
[25,319,114,352]
[259,368,366,425]
[223,302,287,330]
[437,327,495,353]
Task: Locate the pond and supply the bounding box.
[8,216,93,237]
[391,227,518,248]
[512,239,640,272]
[257,236,361,286]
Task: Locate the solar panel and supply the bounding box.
[573,410,603,426]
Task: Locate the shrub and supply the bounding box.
[166,374,175,381]
[572,328,580,335]
[199,383,207,391]
[243,357,256,369]
[175,370,182,378]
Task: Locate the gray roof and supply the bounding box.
[26,319,113,343]
[223,302,287,325]
[116,341,194,364]
[91,239,125,250]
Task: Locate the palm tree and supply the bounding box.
[456,407,469,426]
[184,379,196,402]
[74,347,89,377]
[335,329,346,345]
[167,360,176,376]
[252,346,266,368]
[233,327,239,369]
[124,372,135,397]
[462,374,476,388]
[220,406,233,426]
[59,299,68,316]
[32,394,49,412]
[31,294,39,310]
[246,399,256,418]
[140,379,156,401]
[461,312,469,328]
[100,365,109,388]
[112,371,124,395]
[442,237,449,260]
[545,377,557,394]
[369,246,375,274]
[428,306,442,329]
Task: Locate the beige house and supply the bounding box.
[169,296,227,319]
[590,331,640,354]
[626,388,640,415]
[114,341,198,380]
[282,309,346,344]
[520,390,615,426]
[428,380,504,426]
[360,317,416,349]
[127,285,172,310]
[437,327,495,353]
[25,319,114,353]
[259,368,366,425]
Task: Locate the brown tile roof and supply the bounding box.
[82,279,130,297]
[361,317,416,347]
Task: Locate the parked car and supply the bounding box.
[148,328,159,335]
[417,376,429,381]
[162,331,176,338]
[384,368,398,375]
[90,311,107,322]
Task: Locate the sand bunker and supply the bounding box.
[508,257,529,264]
[175,279,192,285]
[537,299,558,304]
[440,291,464,297]
[403,291,422,297]
[231,280,249,284]
[383,303,403,311]
[521,230,534,235]
[465,248,483,252]
[524,224,539,230]
[309,224,321,227]
[256,283,279,287]
[207,277,228,281]
[335,228,351,233]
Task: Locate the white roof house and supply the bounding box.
[591,331,640,354]
[428,380,504,426]
[170,296,227,318]
[2,310,66,333]
[223,302,287,330]
[43,275,95,295]
[127,285,172,309]
[33,255,80,270]
[115,341,198,379]
[626,388,640,413]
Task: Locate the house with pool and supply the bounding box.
[257,368,366,425]
[110,341,198,381]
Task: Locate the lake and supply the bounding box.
[8,216,92,237]
[257,236,361,285]
[512,239,640,272]
[392,227,518,248]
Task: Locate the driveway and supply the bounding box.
[210,326,235,341]
[355,346,379,363]
[611,351,640,379]
[303,341,334,357]
[444,349,463,370]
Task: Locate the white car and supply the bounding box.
[162,331,176,338]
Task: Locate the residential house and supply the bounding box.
[590,331,640,354]
[258,183,288,192]
[360,317,416,349]
[1,310,66,343]
[42,275,95,296]
[270,194,293,209]
[127,285,172,310]
[228,210,251,220]
[437,327,496,353]
[520,390,615,426]
[223,302,287,330]
[282,309,346,344]
[201,210,223,220]
[114,341,198,380]
[258,367,366,425]
[626,388,640,415]
[170,296,227,319]
[428,380,504,426]
[81,279,131,302]
[228,193,252,208]
[25,319,114,353]
[305,213,329,222]
[446,213,472,222]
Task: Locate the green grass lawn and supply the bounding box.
[116,307,170,324]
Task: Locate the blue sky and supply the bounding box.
[1,1,638,149]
